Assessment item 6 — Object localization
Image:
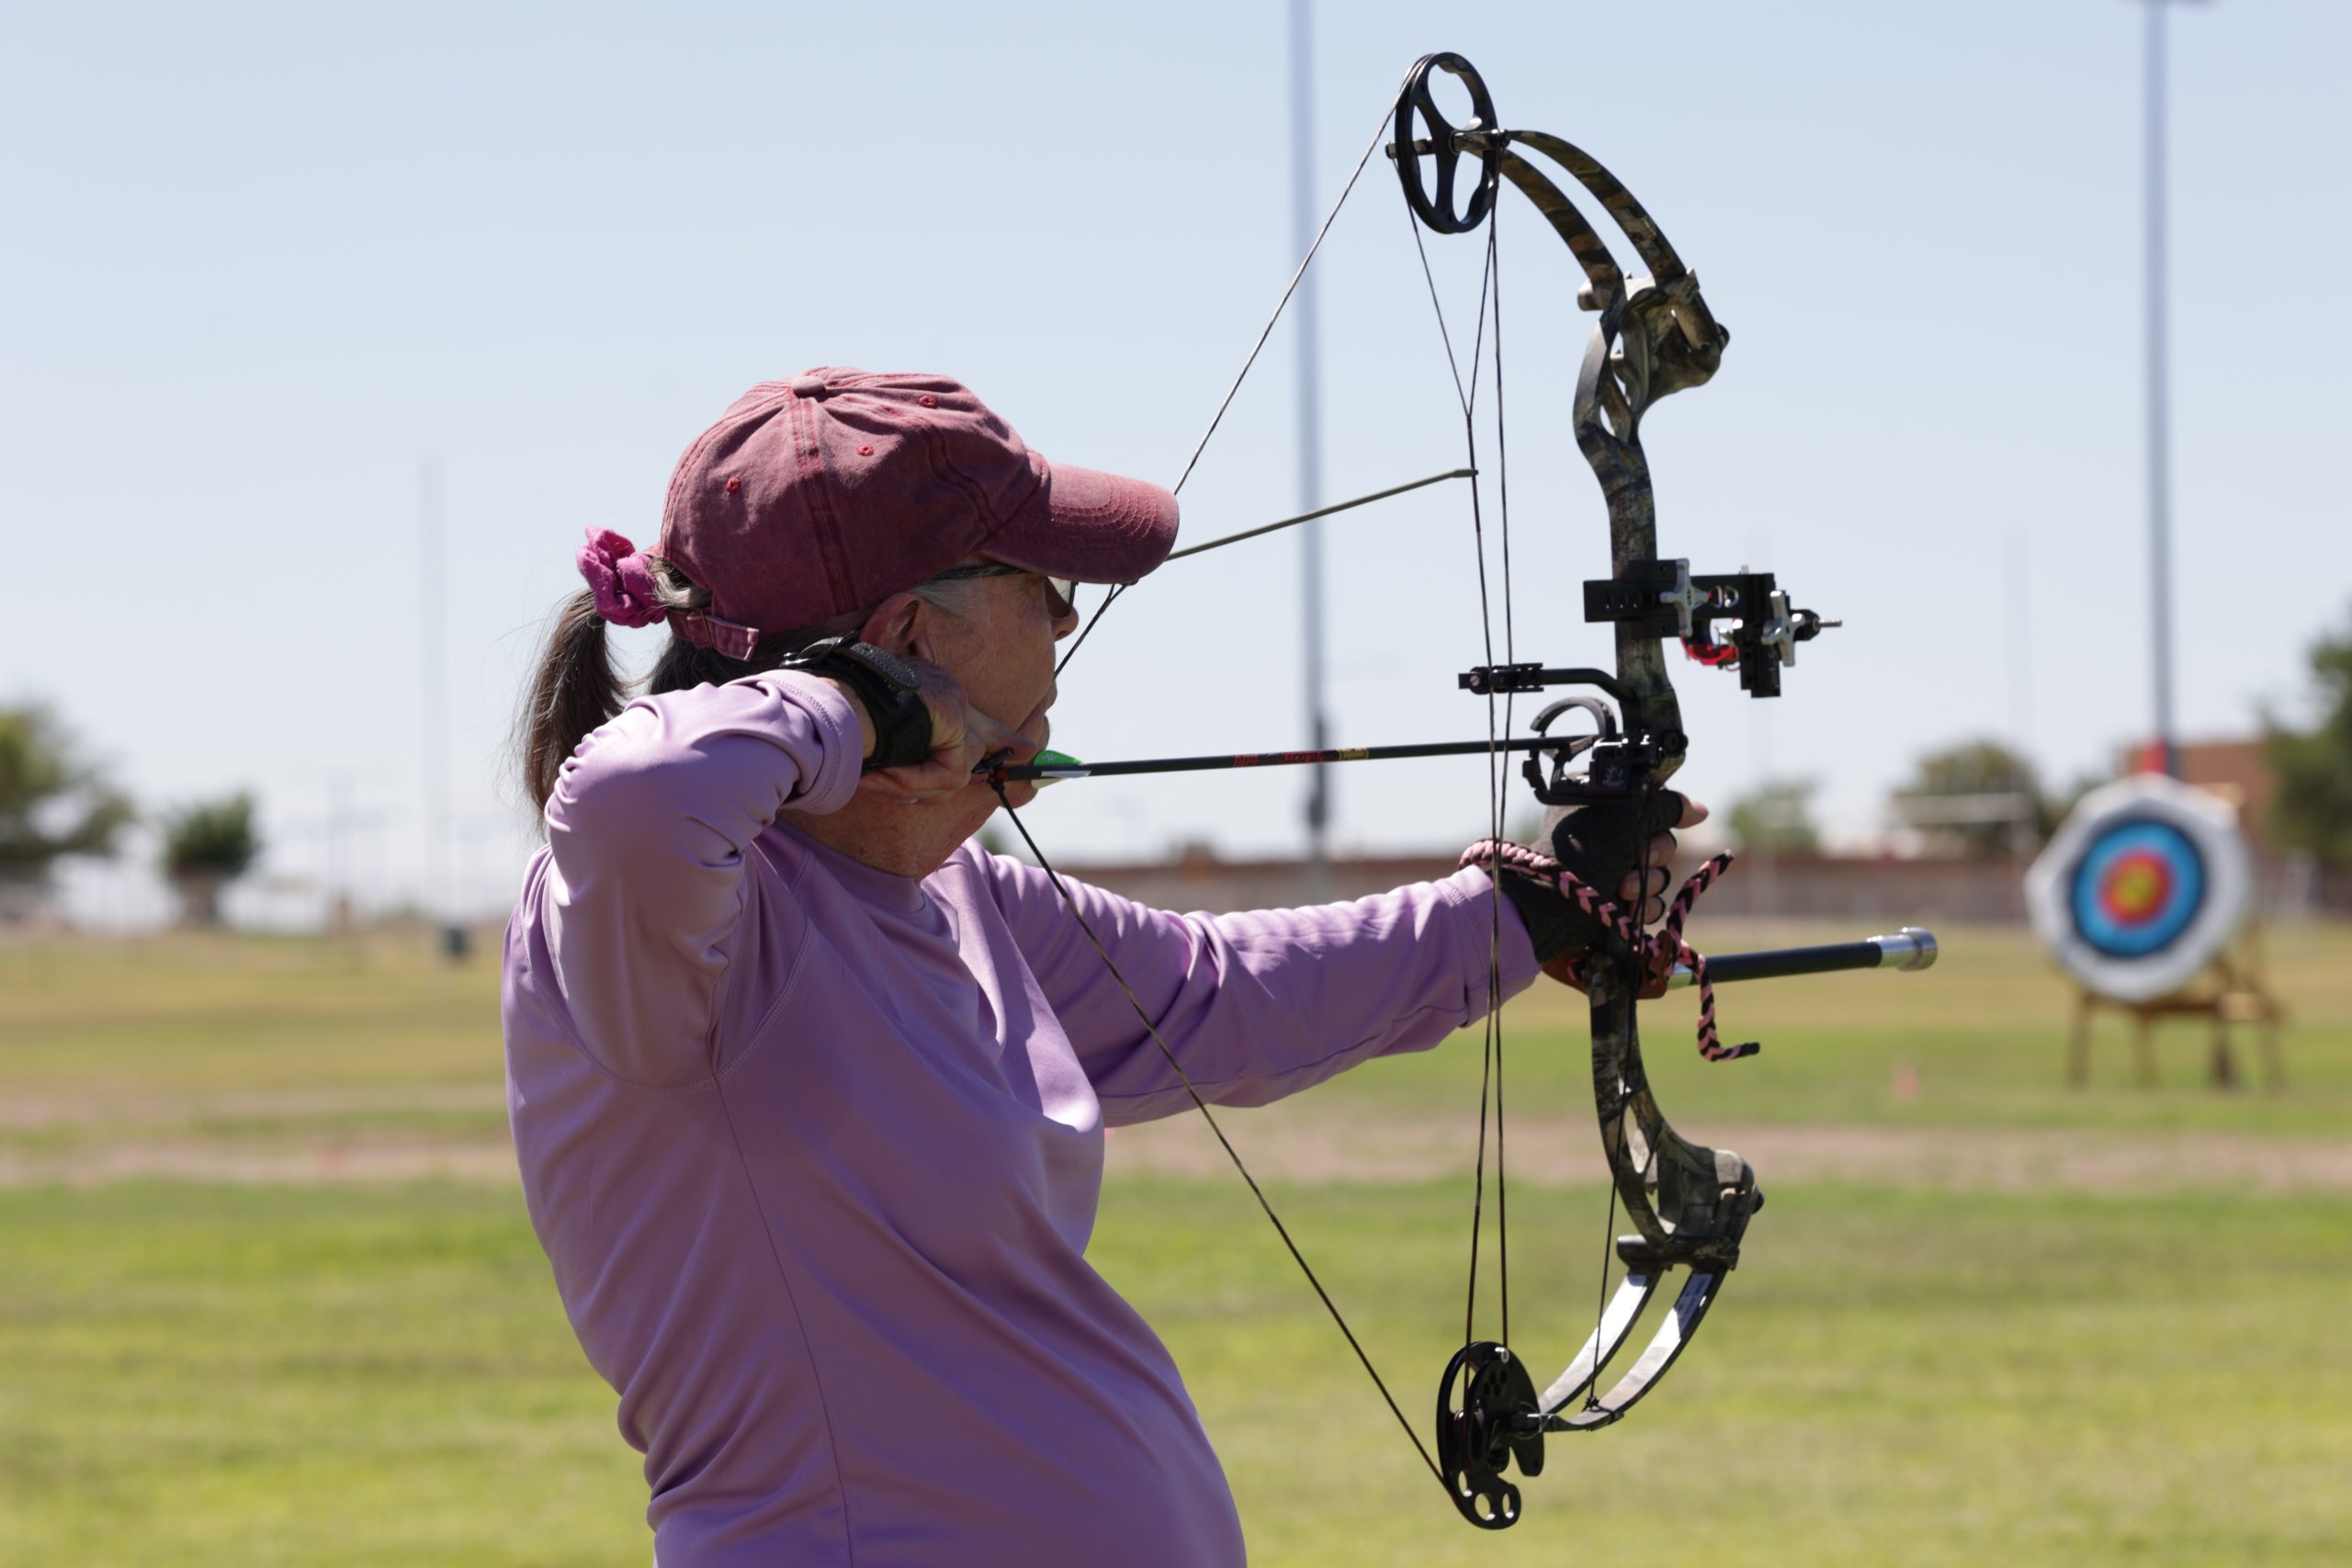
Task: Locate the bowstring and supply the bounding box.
[989,782,1444,1488]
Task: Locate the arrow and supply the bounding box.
[982,737,1569,784]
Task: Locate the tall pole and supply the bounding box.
[2007,528,2037,871]
[2142,2,2179,777]
[326,773,354,934]
[1289,0,1332,896]
[2006,527,2032,758]
[418,457,450,931]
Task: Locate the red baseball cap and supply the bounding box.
[655,369,1178,658]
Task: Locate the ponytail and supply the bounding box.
[516,590,628,811]
[514,550,957,812]
[514,554,832,813]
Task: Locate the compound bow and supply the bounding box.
[988,50,1929,1533]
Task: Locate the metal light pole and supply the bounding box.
[2141,0,2199,778]
[1289,0,1332,895]
[418,457,452,942]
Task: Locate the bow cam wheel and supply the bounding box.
[1393,52,1502,234]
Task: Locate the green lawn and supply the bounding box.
[2,922,2348,1565]
[0,1183,640,1568]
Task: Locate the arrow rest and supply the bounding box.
[1518,694,1616,803]
[1449,680,1684,807]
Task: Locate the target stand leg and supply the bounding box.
[2132,1010,2157,1089]
[2207,1011,2240,1091]
[2067,988,2094,1089]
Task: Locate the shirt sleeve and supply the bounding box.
[974,851,1543,1125]
[537,671,865,1087]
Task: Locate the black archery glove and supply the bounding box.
[1478,790,1690,965]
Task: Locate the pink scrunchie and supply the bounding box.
[576,527,664,628]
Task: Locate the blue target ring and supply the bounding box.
[2068,818,2205,959]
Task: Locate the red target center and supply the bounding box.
[2098,850,2173,924]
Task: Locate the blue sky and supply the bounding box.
[6,1,2347,923]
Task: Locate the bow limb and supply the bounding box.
[1564,129,1760,1301]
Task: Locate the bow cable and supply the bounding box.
[1400,160,1520,1365]
[1485,200,1519,1356]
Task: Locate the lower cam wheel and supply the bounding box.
[1434,1341,1545,1529]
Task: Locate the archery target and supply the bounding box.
[2025,774,2251,1003]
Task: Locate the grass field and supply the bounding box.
[4,920,2349,1565]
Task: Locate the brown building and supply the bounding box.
[2165,739,2281,853]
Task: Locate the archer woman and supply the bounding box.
[503,368,1695,1567]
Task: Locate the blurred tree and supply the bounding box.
[0,705,134,912]
[2266,611,2352,867]
[1890,740,2051,859]
[1725,778,1820,853]
[160,793,261,926]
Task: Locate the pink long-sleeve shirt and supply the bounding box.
[501,671,1537,1567]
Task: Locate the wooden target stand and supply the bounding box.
[2064,922,2286,1089]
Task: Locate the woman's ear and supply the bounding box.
[860,592,925,660]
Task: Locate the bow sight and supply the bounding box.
[1466,567,1839,705]
[1459,561,1842,807]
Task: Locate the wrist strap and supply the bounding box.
[786,637,932,771]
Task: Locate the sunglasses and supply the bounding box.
[925,561,1080,617]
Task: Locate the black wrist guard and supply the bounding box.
[1490,863,1589,965]
[783,637,932,771]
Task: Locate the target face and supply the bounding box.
[2026,776,2250,1002]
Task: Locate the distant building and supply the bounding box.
[2156,739,2280,853]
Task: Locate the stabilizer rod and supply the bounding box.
[1663,929,1938,989]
